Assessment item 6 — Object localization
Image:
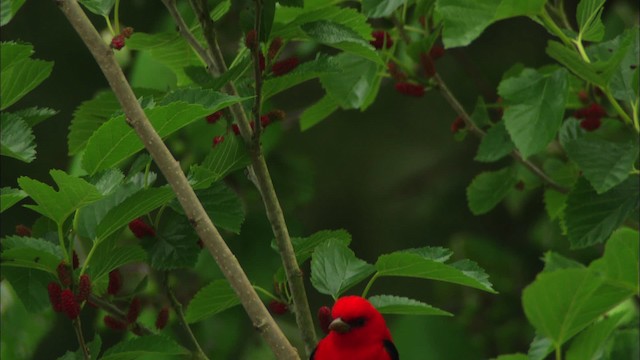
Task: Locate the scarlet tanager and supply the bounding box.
[310,296,399,360]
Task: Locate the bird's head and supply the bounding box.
[327,296,391,345]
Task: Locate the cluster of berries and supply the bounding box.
[574,102,606,131]
[47,259,90,320]
[245,30,299,77]
[207,109,285,147]
[110,27,134,51]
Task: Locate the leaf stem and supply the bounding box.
[253,285,280,302]
[113,0,120,34]
[539,9,573,47]
[603,90,636,130]
[79,241,97,276]
[103,15,114,36]
[72,318,90,360]
[361,272,379,299]
[555,344,562,360]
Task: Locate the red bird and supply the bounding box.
[310,296,399,360]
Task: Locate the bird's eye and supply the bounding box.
[347,317,366,328]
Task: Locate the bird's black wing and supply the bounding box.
[383,339,399,360]
[309,346,317,360]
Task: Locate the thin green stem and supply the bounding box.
[539,9,573,47]
[166,278,210,360]
[573,38,591,63]
[555,344,562,360]
[79,242,97,276]
[403,25,426,35]
[114,0,120,34]
[253,285,280,302]
[143,160,152,188]
[58,223,70,263]
[361,273,379,299]
[603,90,636,130]
[72,318,90,360]
[632,99,639,131]
[103,15,114,35]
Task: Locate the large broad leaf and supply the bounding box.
[565,311,625,360]
[361,0,405,18]
[320,53,381,110]
[1,236,64,274]
[188,134,251,189]
[1,267,56,312]
[13,106,58,127]
[576,0,606,42]
[0,0,26,26]
[18,170,102,226]
[311,239,375,299]
[262,55,340,100]
[498,68,568,158]
[86,237,146,295]
[564,137,638,194]
[299,94,339,131]
[68,90,120,155]
[436,0,546,48]
[101,335,189,360]
[368,295,452,316]
[474,121,514,163]
[466,167,517,215]
[565,178,639,248]
[143,211,200,270]
[184,279,240,323]
[82,93,243,175]
[1,113,35,162]
[0,186,27,212]
[0,42,53,110]
[301,20,382,65]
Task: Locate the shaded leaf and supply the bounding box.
[185,279,240,323]
[546,41,605,87]
[475,121,514,163]
[301,20,382,65]
[144,211,199,270]
[0,0,26,26]
[466,167,517,215]
[299,94,339,131]
[87,243,146,294]
[189,134,251,189]
[362,0,405,18]
[78,0,116,16]
[1,236,64,274]
[1,267,55,312]
[68,90,120,155]
[0,186,27,212]
[0,113,35,162]
[566,312,625,360]
[13,106,58,127]
[101,335,188,360]
[576,0,606,42]
[320,53,380,110]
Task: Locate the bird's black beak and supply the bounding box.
[328,317,351,334]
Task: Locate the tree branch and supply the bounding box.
[57,1,299,358]
[185,0,318,355]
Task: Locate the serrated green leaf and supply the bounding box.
[87,242,146,293]
[311,239,375,299]
[0,186,27,212]
[466,167,517,215]
[0,42,53,110]
[576,0,606,42]
[566,311,625,360]
[587,29,638,103]
[565,138,638,194]
[320,53,380,110]
[159,88,244,110]
[542,251,585,273]
[565,178,639,248]
[170,182,244,233]
[82,98,241,175]
[1,267,56,312]
[184,279,240,323]
[78,0,115,16]
[189,134,251,189]
[362,0,405,18]
[101,335,189,360]
[527,334,554,360]
[68,90,120,155]
[0,0,26,26]
[299,94,339,131]
[95,186,174,242]
[1,113,35,162]
[436,0,546,48]
[301,20,382,65]
[1,236,64,274]
[273,5,372,42]
[589,228,639,292]
[475,121,514,163]
[375,249,496,293]
[546,41,605,86]
[368,295,452,316]
[543,189,567,222]
[18,170,102,226]
[144,211,199,270]
[12,106,58,127]
[262,55,340,100]
[498,68,568,158]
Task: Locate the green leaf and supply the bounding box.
[1,113,35,162]
[320,53,381,110]
[68,90,120,155]
[436,0,546,48]
[95,186,174,242]
[170,182,244,234]
[542,251,585,273]
[470,97,491,129]
[466,167,517,215]
[589,228,639,292]
[301,20,382,65]
[0,267,56,312]
[1,236,64,274]
[57,334,102,360]
[0,186,27,212]
[13,106,58,127]
[368,295,452,316]
[527,334,554,360]
[101,335,189,360]
[587,29,638,103]
[299,94,339,131]
[189,134,251,189]
[362,0,405,18]
[565,178,639,248]
[546,41,605,87]
[565,138,638,194]
[498,68,568,158]
[375,248,496,293]
[159,88,244,110]
[0,0,26,26]
[82,96,242,175]
[144,211,200,270]
[262,55,340,100]
[87,242,146,295]
[576,0,606,42]
[210,0,231,21]
[273,5,372,43]
[0,42,53,110]
[607,328,640,360]
[474,121,514,163]
[18,170,102,226]
[78,0,115,16]
[311,239,375,299]
[566,312,625,360]
[184,279,240,323]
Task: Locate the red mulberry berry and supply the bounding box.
[575,103,606,120]
[57,261,72,287]
[127,297,142,323]
[15,224,31,237]
[577,90,589,104]
[580,117,601,131]
[370,31,393,50]
[387,62,407,82]
[268,37,283,60]
[155,307,170,330]
[107,269,122,295]
[206,111,223,124]
[317,306,332,335]
[259,52,266,72]
[76,274,91,303]
[48,282,63,312]
[245,29,258,50]
[121,27,134,39]
[266,109,285,122]
[271,57,299,76]
[110,34,126,50]
[72,251,79,270]
[420,52,436,78]
[394,82,425,97]
[451,116,466,134]
[212,135,225,147]
[104,315,127,331]
[429,45,445,60]
[268,300,289,315]
[260,115,271,128]
[128,218,155,238]
[232,124,241,136]
[60,289,81,319]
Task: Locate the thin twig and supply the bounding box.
[186,0,318,355]
[56,1,299,358]
[72,318,90,360]
[251,0,264,143]
[160,0,213,67]
[88,295,154,336]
